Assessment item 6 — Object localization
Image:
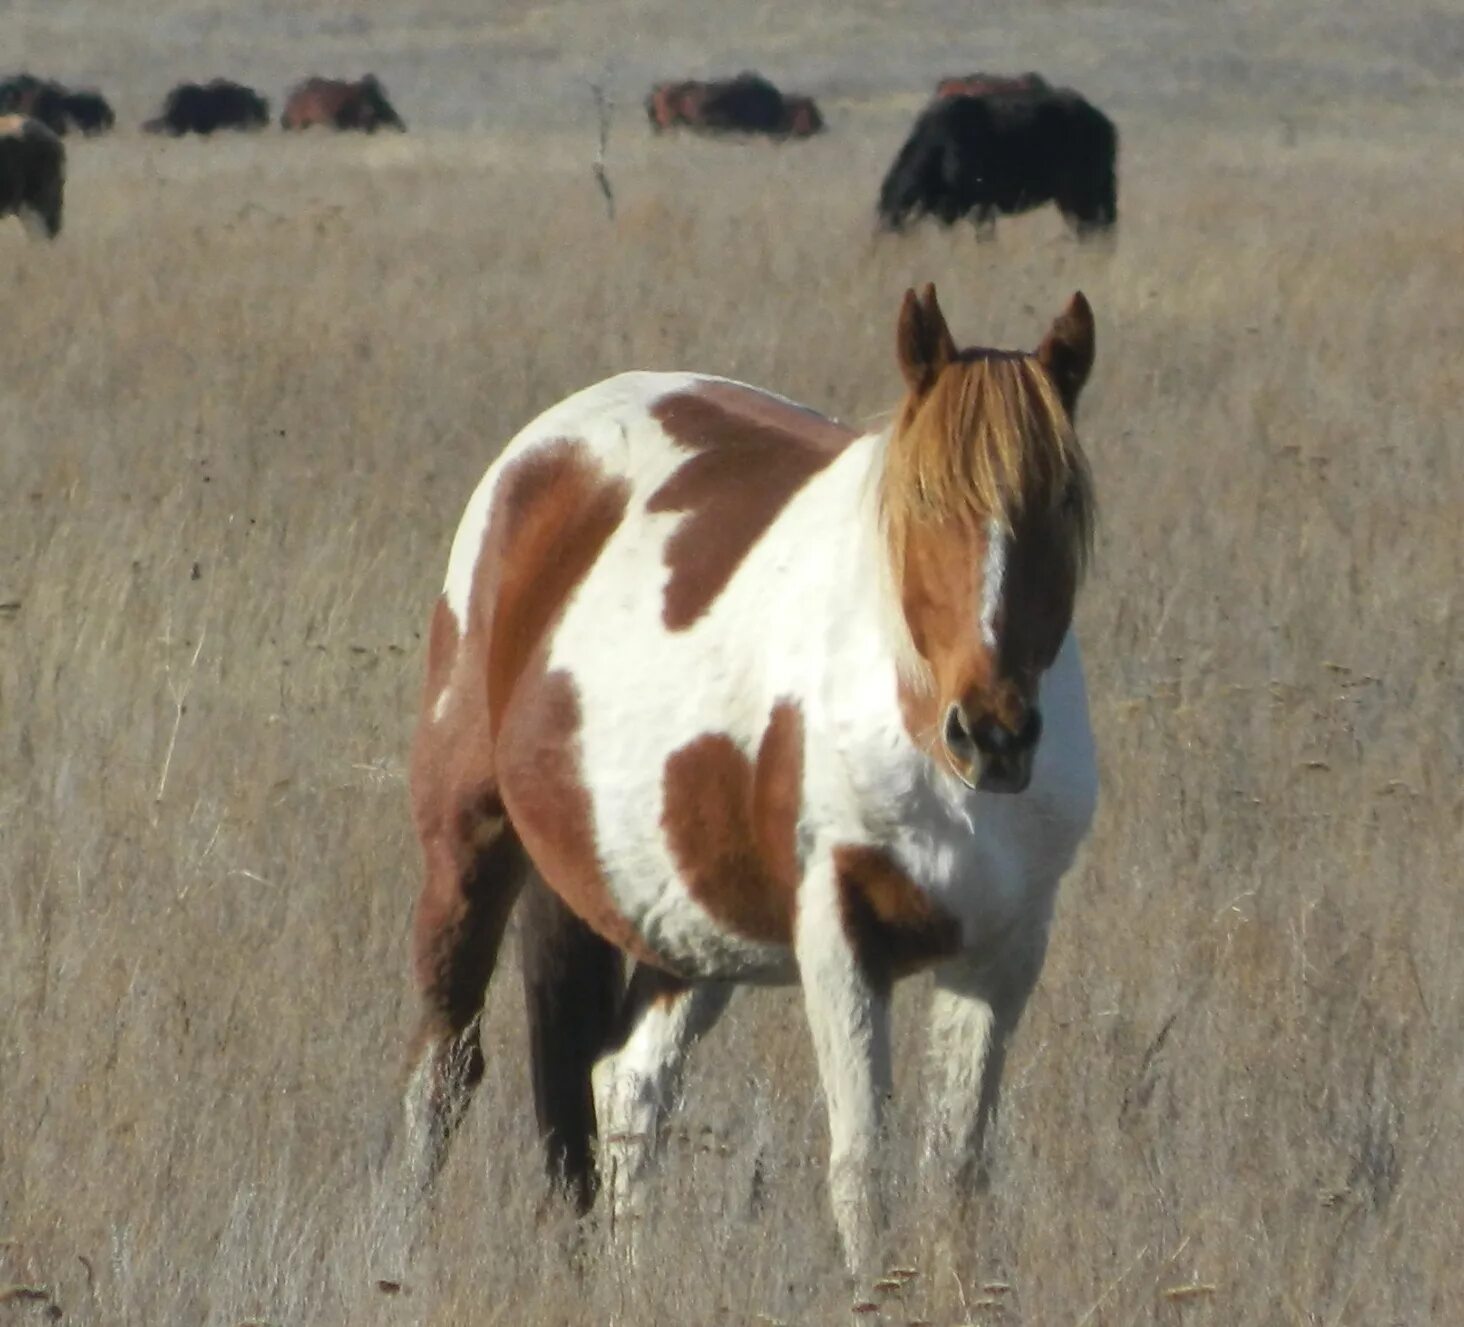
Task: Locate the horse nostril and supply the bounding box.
[944,703,974,751]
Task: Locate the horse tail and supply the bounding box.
[518,877,623,1213]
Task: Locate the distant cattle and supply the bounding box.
[0,74,114,136]
[878,84,1117,238]
[280,76,405,132]
[143,80,270,136]
[645,72,823,139]
[0,115,65,239]
[59,90,115,136]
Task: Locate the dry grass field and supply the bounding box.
[2,1,1462,1323]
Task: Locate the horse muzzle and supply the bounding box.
[943,703,1042,795]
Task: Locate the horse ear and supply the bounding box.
[1036,291,1095,416]
[896,283,957,394]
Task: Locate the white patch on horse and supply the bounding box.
[979,517,1007,649]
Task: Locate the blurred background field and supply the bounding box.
[1,2,1461,1323]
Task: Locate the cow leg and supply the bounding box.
[401,805,530,1198]
[592,970,731,1251]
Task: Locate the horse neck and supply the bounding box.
[780,429,922,687]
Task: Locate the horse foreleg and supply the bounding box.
[921,934,1046,1196]
[797,859,893,1277]
[592,972,731,1251]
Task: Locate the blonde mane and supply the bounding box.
[880,351,1095,574]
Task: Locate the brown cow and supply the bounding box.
[0,114,64,238]
[280,75,405,132]
[645,72,823,139]
[934,71,1051,101]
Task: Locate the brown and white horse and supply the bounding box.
[401,286,1099,1273]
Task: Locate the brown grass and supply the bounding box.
[2,2,1462,1322]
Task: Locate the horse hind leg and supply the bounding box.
[591,969,731,1252]
[518,879,624,1214]
[401,801,530,1199]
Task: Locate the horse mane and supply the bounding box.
[880,351,1095,575]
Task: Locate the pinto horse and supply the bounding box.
[402,286,1098,1273]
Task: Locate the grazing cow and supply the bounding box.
[645,71,823,139]
[143,80,270,136]
[878,85,1117,238]
[59,90,115,136]
[0,76,115,137]
[0,115,65,238]
[645,79,706,130]
[934,71,1050,101]
[280,75,405,132]
[0,74,68,135]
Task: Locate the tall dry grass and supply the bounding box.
[2,2,1462,1323]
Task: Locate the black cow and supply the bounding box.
[0,114,66,238]
[878,85,1117,238]
[0,74,68,135]
[143,80,270,136]
[60,90,115,136]
[0,75,115,136]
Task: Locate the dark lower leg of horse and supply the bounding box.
[519,879,623,1216]
[972,208,997,241]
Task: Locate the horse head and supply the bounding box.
[884,285,1095,793]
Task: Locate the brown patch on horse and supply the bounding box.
[421,597,459,713]
[660,700,805,943]
[648,382,854,630]
[834,843,962,984]
[469,440,631,739]
[498,670,667,969]
[411,440,625,884]
[409,439,634,1023]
